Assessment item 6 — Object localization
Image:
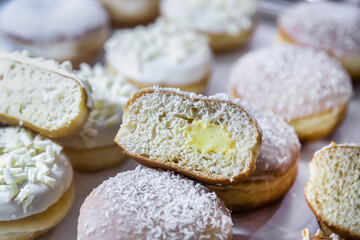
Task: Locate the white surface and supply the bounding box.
[38,17,360,240]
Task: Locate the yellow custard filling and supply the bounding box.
[182,119,236,154]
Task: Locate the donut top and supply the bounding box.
[56,64,136,149]
[0,127,73,221]
[78,166,233,240]
[315,142,360,156]
[279,2,360,57]
[230,45,353,120]
[246,105,300,180]
[0,0,109,42]
[161,0,257,34]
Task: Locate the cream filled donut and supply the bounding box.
[105,19,213,94]
[78,166,233,240]
[101,0,159,26]
[160,0,258,52]
[278,2,360,80]
[208,105,300,211]
[229,45,353,142]
[0,0,110,68]
[56,64,136,171]
[0,127,74,240]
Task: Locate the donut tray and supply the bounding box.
[38,17,360,240]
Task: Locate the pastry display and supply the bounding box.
[305,142,360,239]
[105,19,213,94]
[0,51,92,139]
[0,0,110,68]
[229,45,353,142]
[160,0,258,51]
[278,2,360,80]
[208,105,300,211]
[115,87,262,185]
[101,0,159,26]
[0,127,74,240]
[78,166,233,240]
[55,64,136,171]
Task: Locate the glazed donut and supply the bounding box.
[101,0,159,26]
[115,87,262,185]
[105,19,213,94]
[0,127,74,240]
[0,51,92,139]
[55,64,136,171]
[160,0,258,52]
[304,142,360,240]
[78,166,233,240]
[0,0,110,68]
[278,2,360,80]
[229,45,353,142]
[208,105,300,211]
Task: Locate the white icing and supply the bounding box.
[0,0,109,42]
[78,166,232,240]
[161,0,257,34]
[279,2,360,57]
[56,64,136,149]
[230,45,353,120]
[0,127,72,221]
[302,228,311,240]
[105,19,212,86]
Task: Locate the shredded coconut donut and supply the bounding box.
[78,166,233,240]
[229,45,352,120]
[279,2,360,58]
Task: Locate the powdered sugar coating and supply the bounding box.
[279,2,360,58]
[78,166,233,240]
[0,0,108,42]
[229,45,352,120]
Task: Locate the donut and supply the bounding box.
[55,64,136,171]
[0,51,92,139]
[101,0,159,26]
[304,142,360,240]
[0,127,74,240]
[105,19,213,94]
[115,87,262,185]
[77,166,233,240]
[208,105,300,211]
[278,2,360,80]
[229,45,353,142]
[160,0,258,52]
[0,0,110,68]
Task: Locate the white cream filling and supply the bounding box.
[0,127,72,221]
[161,0,257,35]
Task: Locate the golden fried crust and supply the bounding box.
[115,88,262,185]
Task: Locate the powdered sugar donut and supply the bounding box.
[229,45,353,142]
[56,63,136,171]
[160,0,258,52]
[0,0,110,68]
[78,166,233,240]
[0,127,74,240]
[105,19,213,93]
[101,0,159,26]
[278,2,360,80]
[208,105,300,211]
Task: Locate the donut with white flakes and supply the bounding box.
[0,0,110,68]
[77,166,233,240]
[278,2,360,80]
[229,45,353,142]
[160,0,258,52]
[305,143,360,240]
[208,105,300,211]
[115,87,262,185]
[105,19,213,94]
[55,64,136,171]
[0,51,92,139]
[0,127,74,240]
